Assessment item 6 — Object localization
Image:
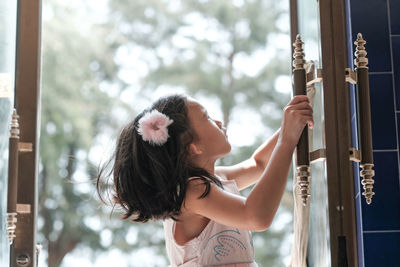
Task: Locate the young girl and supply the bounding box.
[97,94,313,266]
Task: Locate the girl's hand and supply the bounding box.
[278,95,314,148]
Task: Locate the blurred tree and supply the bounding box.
[39,1,133,266]
[39,0,293,266]
[109,0,291,128]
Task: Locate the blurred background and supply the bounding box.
[38,0,294,266]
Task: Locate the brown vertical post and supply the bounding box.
[292,35,311,206]
[354,33,375,204]
[11,0,42,266]
[292,40,309,166]
[319,0,359,266]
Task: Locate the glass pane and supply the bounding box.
[297,0,331,266]
[0,0,17,265]
[40,1,292,266]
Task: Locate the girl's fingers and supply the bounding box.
[297,112,314,128]
[287,101,313,112]
[298,116,314,129]
[304,115,314,129]
[298,111,313,117]
[296,100,312,108]
[285,95,314,128]
[289,95,310,105]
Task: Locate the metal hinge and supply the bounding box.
[307,67,323,86]
[19,142,33,153]
[309,147,361,163]
[345,67,357,84]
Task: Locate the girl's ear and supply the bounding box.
[189,143,202,156]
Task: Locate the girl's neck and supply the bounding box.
[191,155,217,175]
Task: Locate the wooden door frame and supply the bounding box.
[11,0,42,266]
[319,0,358,266]
[290,0,359,266]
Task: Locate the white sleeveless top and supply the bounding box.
[163,178,259,267]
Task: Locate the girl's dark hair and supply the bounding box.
[96,94,222,222]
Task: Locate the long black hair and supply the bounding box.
[97,94,222,222]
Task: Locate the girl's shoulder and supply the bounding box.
[186,173,227,183]
[184,173,235,204]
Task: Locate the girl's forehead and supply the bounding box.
[187,98,205,112]
[186,100,208,123]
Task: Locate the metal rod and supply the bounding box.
[354,33,375,204]
[293,35,310,166]
[292,35,311,206]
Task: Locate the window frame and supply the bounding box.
[290,0,359,266]
[10,0,42,266]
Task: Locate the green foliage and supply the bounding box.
[108,0,291,125]
[39,1,134,266]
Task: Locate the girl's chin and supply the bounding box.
[216,149,231,160]
[224,143,232,154]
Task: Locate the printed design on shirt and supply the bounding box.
[204,229,247,262]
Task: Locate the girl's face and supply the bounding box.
[186,98,231,162]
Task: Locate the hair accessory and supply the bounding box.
[137,110,174,145]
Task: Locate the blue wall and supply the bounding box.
[346,0,400,266]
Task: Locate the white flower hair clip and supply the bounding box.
[137,110,174,146]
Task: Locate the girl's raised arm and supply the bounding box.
[185,95,313,231]
[185,139,294,231]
